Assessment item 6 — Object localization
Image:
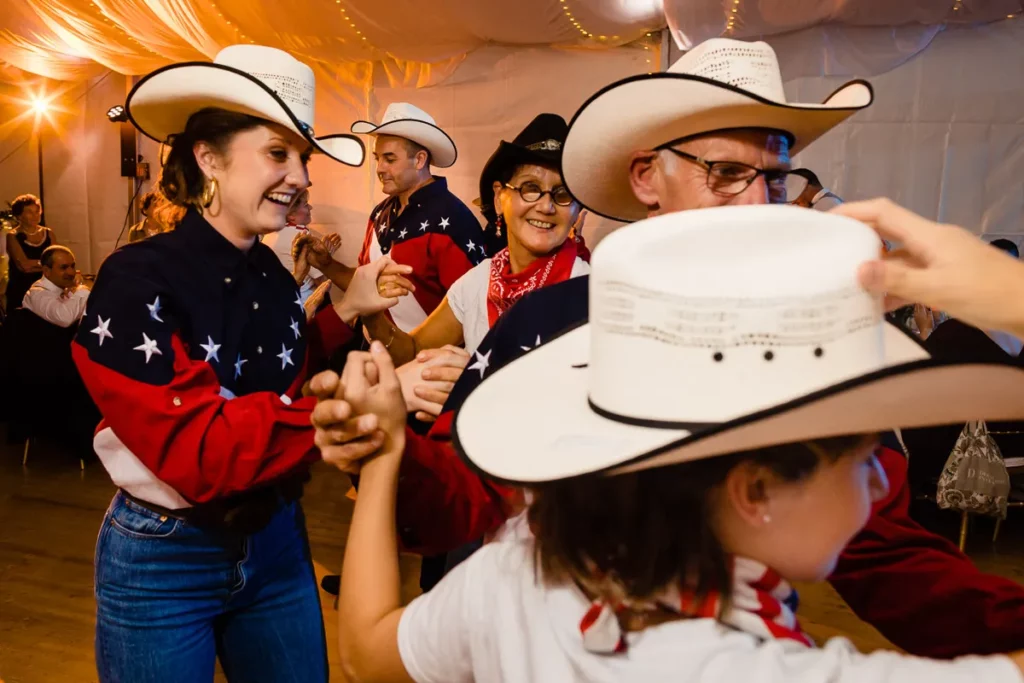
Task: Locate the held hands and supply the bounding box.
[341,342,407,456]
[309,370,386,475]
[396,345,470,421]
[835,198,1024,337]
[334,257,414,325]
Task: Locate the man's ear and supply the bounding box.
[628,149,661,212]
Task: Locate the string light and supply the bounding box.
[210,1,256,43]
[952,0,963,13]
[559,0,595,40]
[725,0,742,34]
[87,1,162,54]
[329,0,372,45]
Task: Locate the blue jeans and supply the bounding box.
[94,492,327,683]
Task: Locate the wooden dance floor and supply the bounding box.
[1,434,1022,682]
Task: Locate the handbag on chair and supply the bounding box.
[936,421,1011,519]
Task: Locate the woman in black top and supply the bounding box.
[5,194,53,311]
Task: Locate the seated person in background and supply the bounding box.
[22,245,89,328]
[128,190,184,243]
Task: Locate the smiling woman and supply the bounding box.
[69,44,380,683]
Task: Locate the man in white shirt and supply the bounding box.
[22,245,89,327]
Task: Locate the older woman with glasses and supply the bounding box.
[350,114,590,364]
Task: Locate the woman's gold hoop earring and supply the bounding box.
[200,177,219,209]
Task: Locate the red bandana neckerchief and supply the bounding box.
[579,557,814,654]
[486,238,578,327]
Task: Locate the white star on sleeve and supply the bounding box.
[398,228,408,239]
[466,240,476,252]
[234,354,247,379]
[146,296,164,322]
[520,335,542,352]
[90,316,113,346]
[467,349,491,378]
[290,318,301,340]
[439,217,450,230]
[199,336,221,363]
[133,333,162,363]
[293,293,305,310]
[419,220,429,232]
[277,343,295,370]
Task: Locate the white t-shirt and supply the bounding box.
[397,537,1020,683]
[446,256,590,355]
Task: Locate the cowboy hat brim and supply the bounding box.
[350,118,457,168]
[126,62,365,167]
[452,321,1024,485]
[561,73,873,223]
[477,140,563,221]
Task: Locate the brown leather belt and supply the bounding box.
[120,472,309,535]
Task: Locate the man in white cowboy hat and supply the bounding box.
[310,37,1024,658]
[350,103,483,335]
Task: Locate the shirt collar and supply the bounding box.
[36,276,62,293]
[176,207,263,274]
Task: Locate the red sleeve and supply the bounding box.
[430,233,476,291]
[73,337,323,504]
[306,304,353,369]
[393,412,513,554]
[829,446,1024,658]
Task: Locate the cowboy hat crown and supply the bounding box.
[126,45,365,167]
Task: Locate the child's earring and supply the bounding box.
[762,513,772,524]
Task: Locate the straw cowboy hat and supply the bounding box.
[350,103,457,168]
[126,45,365,167]
[453,205,1024,484]
[561,38,873,222]
[477,113,569,223]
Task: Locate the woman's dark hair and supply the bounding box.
[529,434,874,612]
[158,108,265,207]
[10,194,41,217]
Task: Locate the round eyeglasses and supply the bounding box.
[504,182,575,207]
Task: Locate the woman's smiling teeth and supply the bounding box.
[526,219,554,229]
[265,191,295,206]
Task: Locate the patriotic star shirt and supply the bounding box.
[358,176,485,332]
[72,209,353,509]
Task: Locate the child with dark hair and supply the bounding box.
[330,205,1024,683]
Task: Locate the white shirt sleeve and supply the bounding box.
[22,285,89,328]
[445,262,479,328]
[704,636,1023,683]
[397,543,499,683]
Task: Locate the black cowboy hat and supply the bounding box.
[477,113,569,223]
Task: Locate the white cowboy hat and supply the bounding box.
[351,102,457,168]
[453,205,1024,485]
[561,38,873,223]
[126,45,365,167]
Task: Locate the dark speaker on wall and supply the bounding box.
[119,121,136,177]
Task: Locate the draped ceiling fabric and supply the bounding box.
[0,0,1022,270]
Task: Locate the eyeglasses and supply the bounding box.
[504,182,574,207]
[660,147,815,205]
